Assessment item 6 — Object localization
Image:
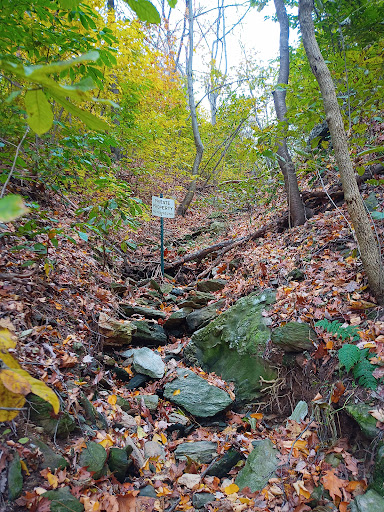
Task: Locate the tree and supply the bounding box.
[299,0,384,304]
[272,0,306,227]
[177,0,204,216]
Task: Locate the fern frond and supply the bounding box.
[315,319,360,341]
[353,359,378,389]
[338,344,361,372]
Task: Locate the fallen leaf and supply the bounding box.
[321,469,347,501]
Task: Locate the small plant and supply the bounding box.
[315,319,378,389]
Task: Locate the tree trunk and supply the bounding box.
[299,0,384,304]
[273,0,306,227]
[177,0,204,216]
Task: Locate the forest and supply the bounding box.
[1,0,384,510]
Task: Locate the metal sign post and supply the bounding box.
[152,195,175,276]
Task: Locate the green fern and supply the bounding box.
[315,319,360,341]
[353,358,378,389]
[338,344,361,372]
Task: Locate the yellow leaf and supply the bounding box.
[46,471,59,488]
[137,426,146,439]
[20,459,29,475]
[161,433,167,444]
[250,413,263,420]
[11,369,60,414]
[293,480,311,499]
[0,329,21,369]
[173,389,181,396]
[0,369,32,395]
[0,379,25,421]
[224,483,239,495]
[107,394,117,405]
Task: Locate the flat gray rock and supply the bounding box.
[271,322,317,352]
[196,279,226,292]
[186,300,225,333]
[175,441,218,464]
[131,347,165,379]
[119,304,166,320]
[235,439,278,492]
[164,368,233,417]
[350,490,384,512]
[131,320,167,345]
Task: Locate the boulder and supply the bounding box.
[271,322,317,352]
[196,279,226,292]
[135,394,159,412]
[99,312,136,347]
[186,300,225,333]
[350,490,384,512]
[178,473,201,489]
[192,493,214,509]
[164,368,233,417]
[108,447,132,482]
[371,445,384,496]
[119,304,166,320]
[144,440,165,461]
[174,441,218,464]
[184,290,277,402]
[32,439,68,470]
[131,321,167,346]
[163,309,191,336]
[28,395,76,438]
[346,404,380,439]
[235,439,278,492]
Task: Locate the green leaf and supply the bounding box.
[124,0,161,23]
[0,195,29,222]
[56,0,81,8]
[338,344,361,373]
[79,442,107,475]
[24,89,54,135]
[371,211,384,220]
[353,358,377,389]
[78,231,88,242]
[44,487,84,512]
[167,0,177,7]
[49,91,109,131]
[357,146,384,157]
[8,452,23,501]
[5,90,21,104]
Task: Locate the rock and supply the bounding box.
[99,312,137,346]
[371,445,384,496]
[235,439,278,492]
[108,447,131,482]
[178,473,201,489]
[350,489,384,512]
[288,401,308,423]
[271,322,317,352]
[44,487,83,512]
[125,437,145,469]
[130,347,165,379]
[144,441,165,461]
[79,394,108,429]
[168,412,190,426]
[112,367,132,382]
[32,439,68,470]
[126,373,150,390]
[164,368,233,417]
[131,320,167,346]
[119,304,166,320]
[110,282,128,296]
[307,120,330,150]
[175,441,218,464]
[116,397,133,412]
[163,309,191,336]
[196,279,227,292]
[178,291,216,309]
[209,220,226,234]
[287,268,305,281]
[8,452,23,501]
[79,441,107,479]
[346,404,380,439]
[114,412,137,431]
[28,395,76,438]
[184,290,277,402]
[139,485,157,498]
[192,492,214,509]
[206,448,244,478]
[186,300,225,333]
[135,395,159,412]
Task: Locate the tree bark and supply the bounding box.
[273,0,306,227]
[299,0,384,304]
[177,0,204,216]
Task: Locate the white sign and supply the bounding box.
[152,196,175,218]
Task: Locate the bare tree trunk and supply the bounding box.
[299,0,384,304]
[273,0,306,227]
[177,0,204,216]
